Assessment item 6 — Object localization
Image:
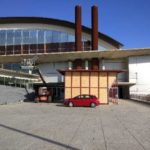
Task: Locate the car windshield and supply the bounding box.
[74,95,84,99]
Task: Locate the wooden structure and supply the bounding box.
[59,70,123,104]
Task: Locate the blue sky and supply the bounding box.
[0,0,149,49]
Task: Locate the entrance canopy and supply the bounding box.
[117,82,135,86]
[0,48,150,64]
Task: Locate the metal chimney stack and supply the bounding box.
[75,5,82,51]
[91,5,98,50]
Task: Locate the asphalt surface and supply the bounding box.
[0,100,149,150]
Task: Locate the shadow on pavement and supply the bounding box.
[55,103,66,107]
[0,124,79,150]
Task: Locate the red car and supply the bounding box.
[64,94,100,108]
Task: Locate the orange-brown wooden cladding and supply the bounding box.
[65,71,117,104]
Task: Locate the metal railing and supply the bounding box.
[130,94,150,103]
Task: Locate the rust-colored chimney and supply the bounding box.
[75,5,82,51]
[91,5,98,50]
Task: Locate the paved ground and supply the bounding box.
[0,100,149,150]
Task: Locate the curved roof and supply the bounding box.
[0,17,123,48]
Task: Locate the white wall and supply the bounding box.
[101,59,127,82]
[39,59,127,83]
[38,61,68,83]
[129,56,150,94]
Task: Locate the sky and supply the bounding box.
[0,0,149,49]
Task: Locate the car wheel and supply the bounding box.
[90,102,96,108]
[68,102,73,107]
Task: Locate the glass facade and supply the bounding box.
[0,29,92,55]
[0,76,33,89]
[0,29,76,46]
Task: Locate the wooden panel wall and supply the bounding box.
[81,72,89,87]
[99,72,108,103]
[90,72,98,87]
[64,71,117,104]
[72,88,80,97]
[65,88,71,99]
[99,73,107,87]
[65,72,71,87]
[72,72,80,87]
[81,88,89,95]
[99,88,108,104]
[90,88,98,98]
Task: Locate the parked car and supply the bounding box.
[64,94,100,108]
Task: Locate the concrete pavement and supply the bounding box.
[0,100,149,150]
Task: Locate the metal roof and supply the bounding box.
[0,17,123,48]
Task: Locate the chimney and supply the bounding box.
[75,5,82,51]
[91,5,98,50]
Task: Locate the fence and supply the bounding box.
[130,94,150,103]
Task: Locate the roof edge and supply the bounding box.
[0,17,123,48]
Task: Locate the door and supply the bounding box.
[73,95,83,106]
[118,86,123,99]
[82,95,90,106]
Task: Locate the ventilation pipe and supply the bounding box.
[75,5,82,51]
[91,5,98,50]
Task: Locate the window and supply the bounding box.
[0,30,6,45]
[68,34,74,42]
[38,30,44,44]
[23,30,30,44]
[14,30,22,45]
[45,30,53,43]
[85,95,90,99]
[0,29,78,53]
[7,30,14,45]
[52,31,60,43]
[60,32,68,42]
[29,30,37,44]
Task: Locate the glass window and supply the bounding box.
[45,30,53,43]
[0,30,6,45]
[29,30,37,44]
[85,95,90,99]
[38,30,44,44]
[23,30,30,44]
[52,31,60,43]
[68,34,74,42]
[14,30,22,45]
[60,32,68,42]
[7,30,14,45]
[82,36,87,42]
[0,29,81,53]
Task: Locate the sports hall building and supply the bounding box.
[0,5,150,104]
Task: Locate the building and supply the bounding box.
[0,5,150,104]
